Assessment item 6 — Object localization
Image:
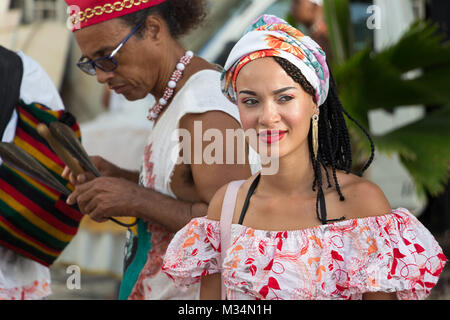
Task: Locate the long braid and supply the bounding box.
[274,56,374,224]
[327,72,375,176]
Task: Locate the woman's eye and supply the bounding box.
[279,95,294,103]
[242,98,258,106]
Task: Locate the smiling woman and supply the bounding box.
[162,14,447,301]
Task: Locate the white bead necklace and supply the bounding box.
[147,50,194,122]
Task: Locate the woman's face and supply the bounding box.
[74,18,163,101]
[235,57,318,159]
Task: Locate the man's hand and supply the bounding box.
[62,155,139,185]
[66,176,142,222]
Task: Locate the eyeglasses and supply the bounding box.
[77,22,143,76]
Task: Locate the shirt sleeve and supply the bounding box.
[17,51,65,111]
[162,217,222,288]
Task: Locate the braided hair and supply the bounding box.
[273,56,375,224]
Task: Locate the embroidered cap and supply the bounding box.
[65,0,166,31]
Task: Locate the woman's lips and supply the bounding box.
[259,130,288,144]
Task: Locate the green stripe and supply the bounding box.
[1,167,79,227]
[0,227,54,265]
[17,119,69,186]
[19,100,59,123]
[0,199,67,250]
[3,166,55,202]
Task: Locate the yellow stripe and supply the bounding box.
[19,112,38,130]
[0,189,72,242]
[20,107,81,138]
[9,167,59,201]
[0,219,58,258]
[14,137,63,176]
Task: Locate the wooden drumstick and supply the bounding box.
[37,123,85,177]
[49,122,101,177]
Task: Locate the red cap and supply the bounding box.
[65,0,166,31]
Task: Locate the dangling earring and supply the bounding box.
[312,114,319,160]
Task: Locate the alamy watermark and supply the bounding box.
[366,5,382,30]
[171,121,279,175]
[66,265,81,290]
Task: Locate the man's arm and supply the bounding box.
[180,110,251,202]
[66,176,208,232]
[67,111,252,232]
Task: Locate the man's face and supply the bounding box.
[74,18,159,101]
[291,0,317,27]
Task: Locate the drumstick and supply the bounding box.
[0,142,72,197]
[37,123,85,177]
[48,122,101,177]
[0,142,136,228]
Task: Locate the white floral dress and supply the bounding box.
[162,208,447,300]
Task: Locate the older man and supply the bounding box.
[63,0,258,300]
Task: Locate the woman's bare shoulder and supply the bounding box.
[206,173,259,222]
[335,171,392,220]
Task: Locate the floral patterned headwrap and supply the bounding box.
[221,14,329,106]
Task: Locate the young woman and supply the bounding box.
[162,15,447,300]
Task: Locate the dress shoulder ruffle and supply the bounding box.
[223,208,447,300]
[162,217,221,289]
[162,209,447,299]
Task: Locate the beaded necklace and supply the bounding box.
[147,50,194,121]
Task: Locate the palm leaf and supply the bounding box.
[323,0,354,64]
[323,1,450,196]
[373,107,450,196]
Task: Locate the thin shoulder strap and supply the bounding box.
[219,179,245,300]
[238,173,261,225]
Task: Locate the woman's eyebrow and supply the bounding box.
[238,87,297,96]
[273,86,297,95]
[238,90,257,96]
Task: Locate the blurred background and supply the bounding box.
[1,0,449,299]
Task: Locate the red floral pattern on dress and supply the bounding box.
[142,142,156,189]
[162,208,447,300]
[0,280,51,300]
[129,223,175,300]
[129,141,175,299]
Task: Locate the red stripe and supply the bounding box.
[0,239,50,267]
[55,199,83,222]
[7,164,61,196]
[17,106,39,126]
[0,215,60,255]
[0,180,78,235]
[16,127,65,167]
[19,104,81,139]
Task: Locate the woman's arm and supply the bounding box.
[200,273,222,300]
[199,183,230,300]
[363,292,397,300]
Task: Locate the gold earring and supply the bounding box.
[312,114,319,160]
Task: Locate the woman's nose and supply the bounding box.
[259,102,281,126]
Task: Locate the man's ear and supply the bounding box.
[144,14,164,41]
